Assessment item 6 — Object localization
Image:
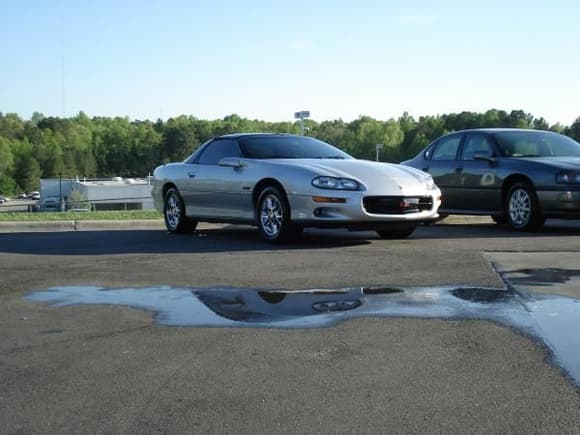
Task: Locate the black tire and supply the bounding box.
[491,214,507,225]
[376,225,416,239]
[163,187,197,234]
[505,182,544,231]
[256,186,302,243]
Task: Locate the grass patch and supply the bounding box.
[0,210,162,221]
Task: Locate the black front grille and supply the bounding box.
[363,196,433,214]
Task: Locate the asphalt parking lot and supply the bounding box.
[1,220,580,433]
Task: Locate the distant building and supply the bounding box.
[40,177,154,211]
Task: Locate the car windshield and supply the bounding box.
[237,136,353,159]
[493,131,580,157]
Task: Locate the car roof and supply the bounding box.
[215,133,299,140]
[448,128,557,135]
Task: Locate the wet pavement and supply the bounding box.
[26,282,580,387]
[4,226,580,433]
[487,252,580,299]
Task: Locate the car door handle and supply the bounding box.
[454,167,463,173]
[187,171,196,178]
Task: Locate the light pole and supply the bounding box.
[59,174,65,212]
[294,111,310,135]
[375,143,383,162]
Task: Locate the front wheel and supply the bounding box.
[505,182,544,231]
[376,225,416,239]
[257,187,302,243]
[164,187,197,234]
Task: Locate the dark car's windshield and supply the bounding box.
[493,131,580,157]
[238,135,353,159]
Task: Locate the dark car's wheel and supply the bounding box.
[164,187,197,234]
[505,182,544,231]
[376,225,416,239]
[257,187,302,243]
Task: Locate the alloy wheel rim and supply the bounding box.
[166,194,181,229]
[260,194,283,237]
[509,189,531,226]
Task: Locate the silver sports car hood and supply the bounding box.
[270,158,431,191]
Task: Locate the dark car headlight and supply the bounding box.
[556,171,580,184]
[312,176,359,191]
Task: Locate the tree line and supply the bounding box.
[1,109,579,195]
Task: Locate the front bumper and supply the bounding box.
[538,189,580,218]
[288,189,442,227]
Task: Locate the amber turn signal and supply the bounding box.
[312,196,347,203]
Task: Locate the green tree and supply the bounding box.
[13,147,42,192]
[0,175,17,195]
[0,137,14,176]
[566,117,580,141]
[349,116,404,161]
[163,115,200,162]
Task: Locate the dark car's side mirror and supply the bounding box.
[473,152,496,164]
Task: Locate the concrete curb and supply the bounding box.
[0,220,77,233]
[0,216,494,233]
[74,219,165,231]
[0,219,164,233]
[438,215,493,225]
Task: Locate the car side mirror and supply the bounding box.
[473,152,496,164]
[218,157,246,168]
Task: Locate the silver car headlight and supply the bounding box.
[312,176,359,191]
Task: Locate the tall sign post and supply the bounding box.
[375,143,384,162]
[294,111,310,136]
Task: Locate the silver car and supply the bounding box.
[152,133,441,242]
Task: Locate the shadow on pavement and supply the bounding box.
[1,220,579,255]
[0,227,371,255]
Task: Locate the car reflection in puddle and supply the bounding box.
[25,285,580,387]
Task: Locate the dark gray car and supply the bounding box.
[402,128,580,231]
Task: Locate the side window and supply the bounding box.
[430,136,461,161]
[462,135,494,160]
[197,139,242,165]
[184,140,212,164]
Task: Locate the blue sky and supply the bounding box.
[1,0,579,124]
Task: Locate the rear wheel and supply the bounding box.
[164,187,197,234]
[505,182,544,231]
[257,187,302,243]
[376,225,416,239]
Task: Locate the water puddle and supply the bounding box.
[25,285,580,386]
